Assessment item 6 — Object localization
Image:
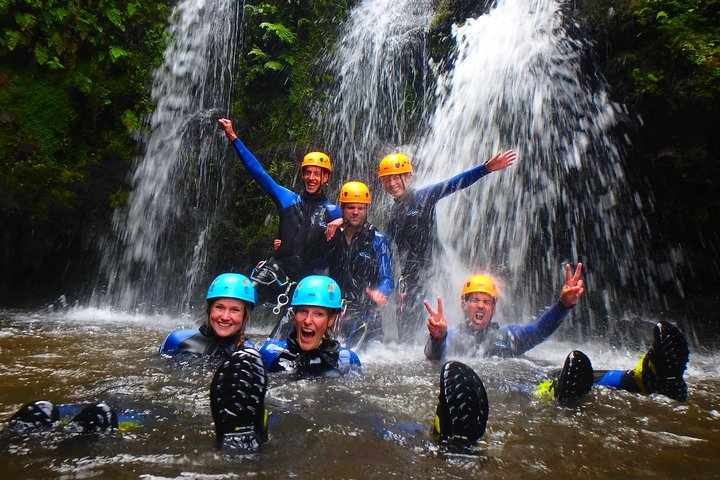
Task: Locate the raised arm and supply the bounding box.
[218,118,296,209]
[418,149,518,204]
[501,263,584,356]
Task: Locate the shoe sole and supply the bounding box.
[437,361,489,444]
[556,350,593,407]
[210,348,268,448]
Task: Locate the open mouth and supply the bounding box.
[300,327,316,342]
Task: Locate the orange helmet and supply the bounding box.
[301,151,332,172]
[461,275,499,301]
[339,181,371,204]
[378,153,412,177]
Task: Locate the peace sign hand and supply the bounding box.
[424,297,448,340]
[559,262,585,308]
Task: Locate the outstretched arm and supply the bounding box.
[218,118,296,208]
[501,262,584,356]
[418,149,518,204]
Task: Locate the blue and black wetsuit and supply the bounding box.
[424,302,570,360]
[388,164,491,341]
[230,139,341,302]
[259,329,361,376]
[158,324,255,357]
[326,221,394,347]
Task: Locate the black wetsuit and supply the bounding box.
[326,221,394,347]
[388,163,491,341]
[230,138,341,303]
[158,324,253,357]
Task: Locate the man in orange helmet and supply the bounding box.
[424,264,584,360]
[425,265,689,404]
[218,118,341,306]
[325,181,394,349]
[377,150,517,342]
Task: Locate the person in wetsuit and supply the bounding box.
[326,181,394,349]
[377,150,517,342]
[158,273,257,357]
[424,265,584,360]
[218,118,341,307]
[424,266,689,405]
[209,275,360,452]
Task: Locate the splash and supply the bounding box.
[417,0,657,338]
[315,0,433,182]
[96,0,242,313]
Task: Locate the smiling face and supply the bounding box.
[341,202,368,227]
[294,305,337,351]
[461,292,496,330]
[208,298,247,338]
[381,173,411,199]
[302,165,330,195]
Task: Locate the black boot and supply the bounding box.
[8,400,59,430]
[210,347,268,452]
[554,350,594,407]
[433,361,489,448]
[69,402,119,432]
[639,321,689,401]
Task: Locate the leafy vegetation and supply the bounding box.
[0,0,170,304]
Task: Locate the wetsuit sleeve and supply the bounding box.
[158,329,200,355]
[231,138,298,209]
[258,338,285,370]
[326,202,342,221]
[424,333,448,361]
[416,163,490,206]
[373,231,394,296]
[500,302,570,356]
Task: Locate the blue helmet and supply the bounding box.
[206,273,256,309]
[291,275,342,309]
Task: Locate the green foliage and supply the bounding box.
[0,0,171,303]
[631,0,720,98]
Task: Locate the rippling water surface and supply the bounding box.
[1,309,718,479]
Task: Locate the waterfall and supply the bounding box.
[320,0,665,340]
[417,0,657,338]
[96,0,241,313]
[315,0,433,183]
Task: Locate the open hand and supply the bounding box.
[484,149,517,172]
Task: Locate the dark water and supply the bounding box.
[1,309,718,479]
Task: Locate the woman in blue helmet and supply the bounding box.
[158,273,257,357]
[209,275,360,452]
[7,274,258,435]
[258,274,361,375]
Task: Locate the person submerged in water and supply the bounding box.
[209,275,360,452]
[424,263,585,360]
[158,273,257,357]
[424,266,689,406]
[218,118,341,307]
[325,181,394,349]
[376,150,517,343]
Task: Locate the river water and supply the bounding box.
[1,308,718,479]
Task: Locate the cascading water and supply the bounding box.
[417,0,660,340]
[96,0,241,313]
[319,0,669,342]
[315,0,433,182]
